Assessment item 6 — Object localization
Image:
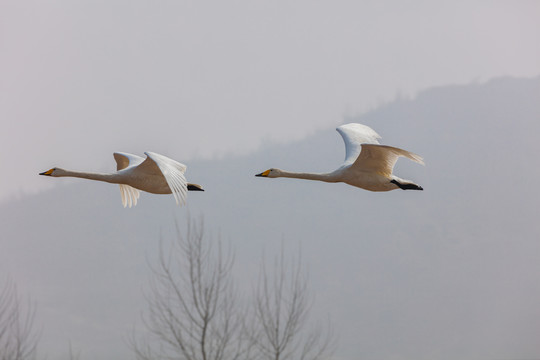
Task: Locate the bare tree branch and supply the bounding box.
[0,278,39,360]
[248,245,335,360]
[130,217,247,360]
[131,218,334,360]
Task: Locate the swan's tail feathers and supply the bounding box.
[119,184,141,208]
[402,150,425,166]
[390,179,423,191]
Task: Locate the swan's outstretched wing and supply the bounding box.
[352,144,424,176]
[143,152,188,206]
[114,152,145,170]
[114,152,144,207]
[119,184,140,208]
[336,123,381,165]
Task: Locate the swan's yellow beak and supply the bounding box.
[255,169,270,177]
[39,168,54,176]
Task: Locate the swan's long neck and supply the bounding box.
[277,170,339,183]
[55,169,121,184]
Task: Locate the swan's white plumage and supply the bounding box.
[256,122,424,192]
[144,152,188,206]
[114,152,144,208]
[41,152,197,207]
[119,183,140,208]
[351,144,425,177]
[113,152,188,206]
[336,123,381,165]
[114,152,145,171]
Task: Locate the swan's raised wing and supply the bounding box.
[352,144,424,177]
[336,123,381,165]
[114,152,144,207]
[142,152,188,206]
[114,152,145,170]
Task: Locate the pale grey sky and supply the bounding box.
[1,0,539,202]
[2,1,540,355]
[2,75,539,359]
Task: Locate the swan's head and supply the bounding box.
[39,167,66,177]
[255,168,282,178]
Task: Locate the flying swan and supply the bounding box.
[40,152,204,207]
[256,123,424,191]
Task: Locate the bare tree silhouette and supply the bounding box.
[131,218,248,360]
[0,278,39,360]
[132,218,334,360]
[247,246,334,360]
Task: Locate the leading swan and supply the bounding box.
[40,152,203,207]
[256,123,424,191]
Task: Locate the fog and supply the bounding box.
[1,1,539,200]
[2,1,540,359]
[2,76,540,359]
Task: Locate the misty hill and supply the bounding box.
[1,76,540,360]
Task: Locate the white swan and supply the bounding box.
[40,152,203,207]
[256,123,424,191]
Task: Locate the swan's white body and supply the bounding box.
[40,152,203,207]
[256,123,424,192]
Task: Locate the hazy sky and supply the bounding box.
[3,76,539,359]
[1,0,539,201]
[1,2,540,357]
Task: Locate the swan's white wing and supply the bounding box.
[336,123,381,165]
[143,152,188,206]
[119,184,140,208]
[352,144,424,176]
[114,152,145,170]
[114,152,144,207]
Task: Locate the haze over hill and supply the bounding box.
[1,76,540,359]
[2,1,539,203]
